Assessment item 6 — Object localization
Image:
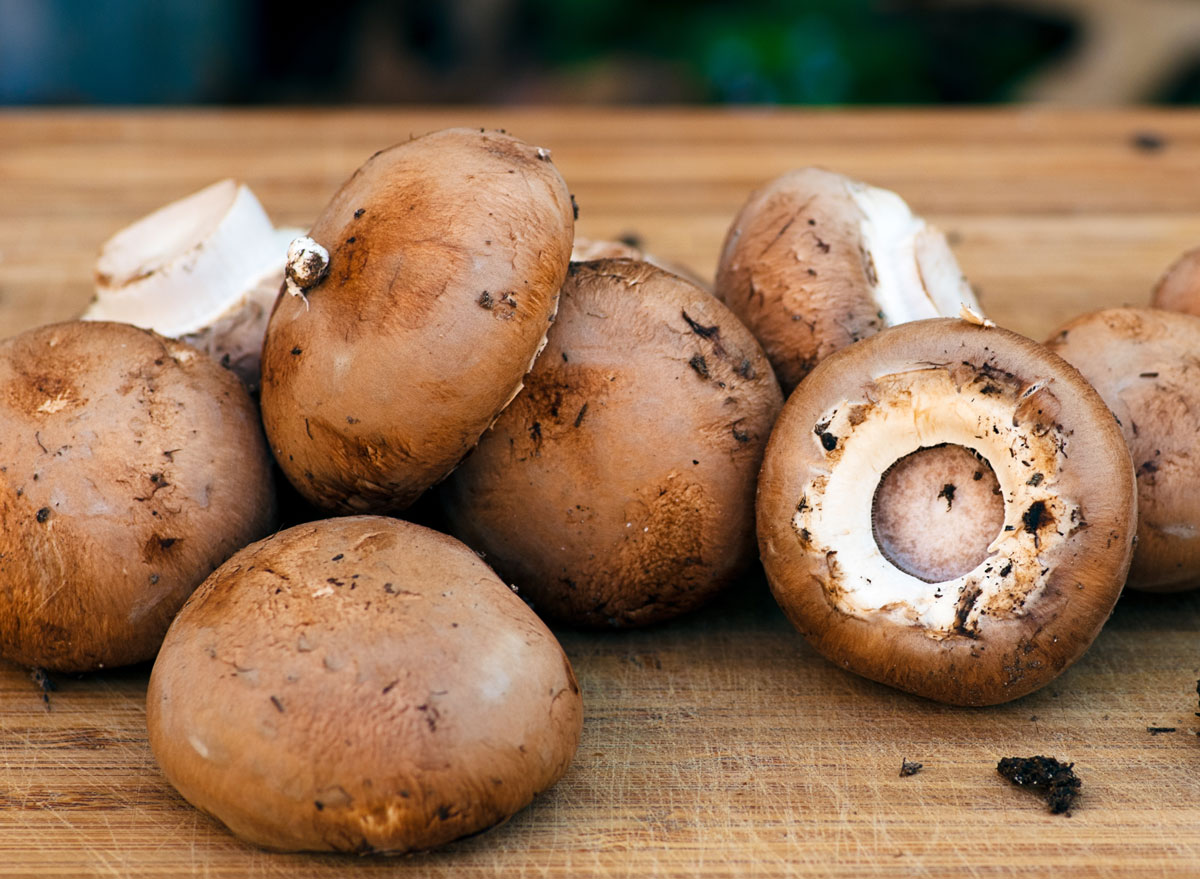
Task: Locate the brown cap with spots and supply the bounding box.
[758,318,1136,705]
[1047,307,1200,592]
[147,516,583,854]
[0,321,276,671]
[261,128,574,514]
[715,168,979,392]
[441,258,783,627]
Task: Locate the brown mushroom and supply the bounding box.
[1046,307,1200,592]
[571,235,711,291]
[716,168,981,392]
[147,516,583,853]
[758,318,1136,705]
[0,321,276,671]
[260,128,574,514]
[1151,246,1200,317]
[441,258,783,627]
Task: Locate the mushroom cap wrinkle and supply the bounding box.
[147,516,583,854]
[758,318,1136,705]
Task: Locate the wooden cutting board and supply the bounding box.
[0,108,1198,877]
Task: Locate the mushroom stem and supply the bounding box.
[284,236,330,304]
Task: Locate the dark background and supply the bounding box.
[3,0,1200,105]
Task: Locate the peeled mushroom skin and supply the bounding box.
[715,168,979,392]
[758,318,1136,706]
[0,321,277,671]
[260,128,574,514]
[1047,307,1200,592]
[147,516,583,854]
[441,258,783,627]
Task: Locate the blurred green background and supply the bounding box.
[3,0,1200,105]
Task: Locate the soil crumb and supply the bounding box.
[30,667,55,710]
[899,758,923,777]
[997,755,1080,815]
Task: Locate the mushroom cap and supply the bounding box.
[715,168,979,392]
[147,516,583,853]
[260,128,574,513]
[1046,307,1200,592]
[1151,246,1200,317]
[442,259,783,627]
[0,321,276,671]
[758,318,1136,705]
[571,235,711,291]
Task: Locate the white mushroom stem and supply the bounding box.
[848,181,981,325]
[83,179,300,389]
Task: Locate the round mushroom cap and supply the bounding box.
[261,128,574,514]
[0,321,276,671]
[147,516,583,854]
[715,168,979,392]
[442,259,783,627]
[758,318,1136,706]
[1046,307,1200,592]
[1151,246,1200,317]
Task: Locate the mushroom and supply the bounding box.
[441,258,783,627]
[147,516,583,853]
[1151,245,1200,317]
[0,321,277,671]
[571,235,711,291]
[715,168,981,392]
[260,128,574,514]
[83,179,300,392]
[1046,307,1200,592]
[758,318,1136,705]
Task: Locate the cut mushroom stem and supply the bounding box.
[284,236,330,303]
[83,179,301,390]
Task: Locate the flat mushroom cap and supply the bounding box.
[0,321,276,671]
[1046,307,1200,592]
[442,258,783,626]
[1151,246,1200,318]
[261,127,574,514]
[716,168,978,392]
[758,318,1136,705]
[147,516,583,854]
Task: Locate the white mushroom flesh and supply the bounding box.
[87,180,296,338]
[848,180,981,327]
[792,365,1081,638]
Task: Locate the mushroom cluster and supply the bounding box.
[4,128,1198,855]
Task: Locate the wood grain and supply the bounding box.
[1,108,1199,877]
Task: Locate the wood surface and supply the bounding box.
[1,108,1199,877]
